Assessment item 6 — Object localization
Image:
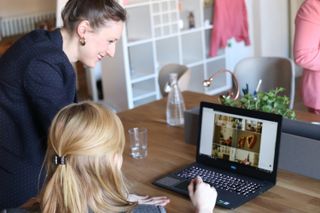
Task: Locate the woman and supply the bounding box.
[0,0,126,208]
[294,0,320,114]
[2,102,216,212]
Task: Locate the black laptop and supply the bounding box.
[154,101,282,209]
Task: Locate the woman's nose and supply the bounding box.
[106,45,116,58]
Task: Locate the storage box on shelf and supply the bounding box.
[101,0,230,111]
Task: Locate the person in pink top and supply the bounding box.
[294,0,320,114]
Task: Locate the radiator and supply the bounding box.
[0,12,55,38]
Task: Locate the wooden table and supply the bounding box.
[118,91,320,213]
[0,35,23,55]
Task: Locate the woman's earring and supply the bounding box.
[79,37,86,46]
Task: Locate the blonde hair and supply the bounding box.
[40,101,136,213]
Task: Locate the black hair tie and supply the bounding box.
[53,155,66,165]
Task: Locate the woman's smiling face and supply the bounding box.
[78,20,124,68]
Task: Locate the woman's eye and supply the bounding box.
[108,40,116,44]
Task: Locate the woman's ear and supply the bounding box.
[76,20,91,38]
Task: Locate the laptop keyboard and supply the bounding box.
[176,165,263,196]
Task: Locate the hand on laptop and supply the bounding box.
[188,176,217,213]
[127,193,170,206]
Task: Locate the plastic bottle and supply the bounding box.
[166,73,186,126]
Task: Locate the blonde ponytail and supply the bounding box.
[40,102,136,212]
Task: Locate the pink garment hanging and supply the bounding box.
[209,0,251,57]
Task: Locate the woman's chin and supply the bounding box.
[83,62,96,69]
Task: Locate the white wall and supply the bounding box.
[0,0,55,16]
[289,0,304,76]
[56,0,68,27]
[252,0,290,57]
[289,0,304,53]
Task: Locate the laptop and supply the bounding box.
[154,101,282,209]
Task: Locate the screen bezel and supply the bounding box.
[196,102,282,183]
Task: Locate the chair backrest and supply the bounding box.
[234,57,295,109]
[158,64,191,97]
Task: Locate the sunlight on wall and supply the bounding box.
[0,0,55,17]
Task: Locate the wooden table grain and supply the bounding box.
[118,91,320,213]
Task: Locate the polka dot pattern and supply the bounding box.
[0,29,76,208]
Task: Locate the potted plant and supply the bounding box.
[220,87,296,119]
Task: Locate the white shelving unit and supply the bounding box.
[101,0,230,112]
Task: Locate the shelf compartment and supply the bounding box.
[132,79,157,100]
[127,38,153,47]
[203,0,213,26]
[155,36,180,69]
[179,0,201,31]
[181,31,203,65]
[128,42,154,81]
[126,5,152,42]
[154,25,180,38]
[170,23,179,34]
[102,0,229,111]
[133,94,157,107]
[131,73,155,84]
[151,0,179,37]
[124,0,149,8]
[153,14,162,25]
[152,0,177,13]
[205,28,225,59]
[187,64,205,93]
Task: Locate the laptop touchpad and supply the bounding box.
[156,176,181,186]
[175,180,190,191]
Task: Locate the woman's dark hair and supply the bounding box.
[61,0,127,32]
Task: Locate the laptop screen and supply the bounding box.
[196,102,282,182]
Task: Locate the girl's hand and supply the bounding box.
[128,193,170,206]
[188,176,217,213]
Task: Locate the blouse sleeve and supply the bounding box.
[23,58,74,134]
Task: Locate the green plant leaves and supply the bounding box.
[220,87,296,119]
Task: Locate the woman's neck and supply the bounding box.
[60,28,79,63]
